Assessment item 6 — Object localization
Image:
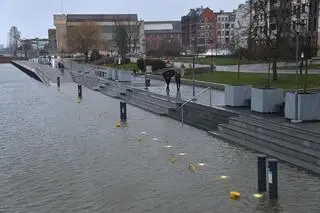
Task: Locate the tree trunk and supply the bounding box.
[272,59,278,80]
[267,59,271,88]
[303,58,308,94]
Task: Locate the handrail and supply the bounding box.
[181,87,212,126]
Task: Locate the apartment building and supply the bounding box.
[181,7,217,53]
[216,10,236,50]
[53,14,145,54]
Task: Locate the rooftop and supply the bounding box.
[144,21,181,33]
[66,14,138,22]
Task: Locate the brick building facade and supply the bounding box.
[181,7,217,53]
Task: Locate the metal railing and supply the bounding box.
[181,87,212,126]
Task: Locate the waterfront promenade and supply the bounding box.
[2,62,320,213]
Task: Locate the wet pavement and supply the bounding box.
[1,63,320,213]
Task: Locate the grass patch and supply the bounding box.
[172,57,265,66]
[104,62,137,71]
[184,71,320,89]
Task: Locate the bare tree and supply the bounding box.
[250,0,294,81]
[20,39,33,58]
[8,26,21,57]
[66,22,102,61]
[113,18,143,59]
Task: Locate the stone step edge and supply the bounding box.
[228,119,320,152]
[208,131,320,175]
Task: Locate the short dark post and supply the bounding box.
[78,84,82,99]
[120,102,127,121]
[257,154,267,193]
[57,76,60,88]
[268,159,278,199]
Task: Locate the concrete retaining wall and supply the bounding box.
[11,61,42,83]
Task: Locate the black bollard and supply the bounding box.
[78,84,82,99]
[120,102,127,121]
[268,159,278,199]
[57,76,60,88]
[257,154,267,193]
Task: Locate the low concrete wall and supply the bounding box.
[11,61,42,83]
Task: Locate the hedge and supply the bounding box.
[137,58,166,72]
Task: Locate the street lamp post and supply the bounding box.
[210,39,214,72]
[192,37,196,98]
[293,21,305,123]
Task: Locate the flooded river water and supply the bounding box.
[0,64,319,213]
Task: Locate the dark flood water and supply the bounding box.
[0,64,319,213]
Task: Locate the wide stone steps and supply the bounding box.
[238,115,320,138]
[125,98,169,116]
[210,131,320,175]
[216,115,320,175]
[229,117,320,151]
[218,123,320,165]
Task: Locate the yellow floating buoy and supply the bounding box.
[188,163,197,173]
[220,175,229,179]
[116,122,121,128]
[230,191,240,200]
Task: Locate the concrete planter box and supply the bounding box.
[285,92,320,121]
[106,69,112,79]
[118,70,132,82]
[251,88,284,113]
[111,69,118,80]
[225,85,251,107]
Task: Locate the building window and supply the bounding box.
[225,31,229,36]
[225,38,230,43]
[231,24,234,28]
[217,23,221,29]
[225,24,230,29]
[217,31,221,36]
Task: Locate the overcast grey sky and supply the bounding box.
[0,0,244,46]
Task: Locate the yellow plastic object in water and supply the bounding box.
[188,163,197,173]
[230,191,240,200]
[116,122,121,128]
[170,156,177,164]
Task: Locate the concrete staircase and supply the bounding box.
[214,115,320,175]
[168,103,238,131]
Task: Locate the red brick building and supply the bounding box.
[181,7,217,53]
[144,21,181,52]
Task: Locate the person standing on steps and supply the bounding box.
[162,69,175,92]
[175,68,184,91]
